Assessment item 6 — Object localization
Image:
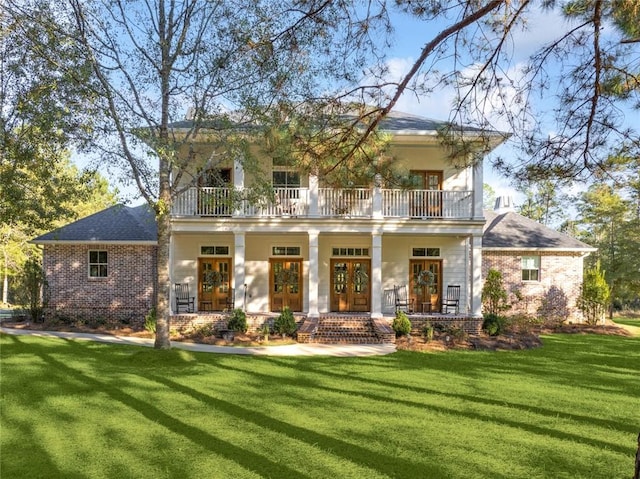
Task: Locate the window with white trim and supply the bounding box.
[412,247,441,257]
[331,247,369,257]
[272,246,301,256]
[521,256,540,281]
[88,251,108,278]
[201,246,230,256]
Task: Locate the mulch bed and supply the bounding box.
[2,319,633,352]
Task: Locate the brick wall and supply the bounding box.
[482,251,585,323]
[43,243,157,324]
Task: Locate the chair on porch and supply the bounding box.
[174,283,195,313]
[225,288,235,311]
[441,285,461,314]
[394,284,414,313]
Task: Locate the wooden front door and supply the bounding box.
[330,259,371,312]
[198,258,232,311]
[409,260,442,312]
[270,259,303,312]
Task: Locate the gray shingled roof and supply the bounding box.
[33,204,157,243]
[483,210,595,251]
[169,110,502,136]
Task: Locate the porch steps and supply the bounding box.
[308,317,389,345]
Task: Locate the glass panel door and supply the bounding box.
[330,260,371,312]
[198,258,231,311]
[270,259,303,312]
[409,260,441,313]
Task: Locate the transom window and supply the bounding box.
[332,247,369,257]
[412,247,441,257]
[272,246,301,256]
[521,256,540,281]
[88,251,108,278]
[201,246,230,256]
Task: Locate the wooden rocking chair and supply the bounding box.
[174,283,195,313]
[394,284,415,313]
[441,285,461,314]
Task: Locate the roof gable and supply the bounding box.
[33,204,157,244]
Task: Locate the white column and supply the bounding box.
[233,156,245,217]
[308,174,319,217]
[371,232,382,318]
[308,231,319,317]
[472,156,483,220]
[372,173,383,219]
[470,234,483,317]
[233,232,245,310]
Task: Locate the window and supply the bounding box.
[331,247,369,257]
[521,256,540,281]
[412,247,440,257]
[272,170,300,188]
[201,246,230,256]
[89,251,108,278]
[272,246,301,256]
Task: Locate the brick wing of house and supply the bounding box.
[483,203,596,323]
[33,110,523,336]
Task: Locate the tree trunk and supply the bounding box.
[154,168,172,349]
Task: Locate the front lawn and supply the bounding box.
[1,332,638,478]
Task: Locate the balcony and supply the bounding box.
[171,187,474,219]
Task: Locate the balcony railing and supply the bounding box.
[172,187,474,219]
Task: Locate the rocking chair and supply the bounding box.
[441,285,461,314]
[174,283,195,313]
[394,284,415,313]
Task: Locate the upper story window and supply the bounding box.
[198,168,231,187]
[521,256,540,281]
[88,251,108,278]
[273,170,300,188]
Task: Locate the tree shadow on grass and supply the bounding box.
[221,358,635,457]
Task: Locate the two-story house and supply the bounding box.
[33,111,508,341]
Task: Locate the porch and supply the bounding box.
[170,312,483,345]
[171,186,475,220]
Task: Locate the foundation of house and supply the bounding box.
[169,312,482,345]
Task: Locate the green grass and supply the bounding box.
[1,332,639,479]
[614,316,640,335]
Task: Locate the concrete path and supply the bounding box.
[0,326,396,357]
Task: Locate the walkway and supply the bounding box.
[0,326,396,357]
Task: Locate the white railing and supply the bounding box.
[172,187,474,219]
[319,188,372,217]
[243,188,309,217]
[382,190,473,218]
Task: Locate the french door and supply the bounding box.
[330,259,371,312]
[198,258,232,311]
[410,170,443,217]
[270,259,303,312]
[409,260,442,312]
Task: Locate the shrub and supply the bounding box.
[482,313,505,336]
[444,325,467,344]
[227,308,248,333]
[578,261,610,325]
[422,322,434,342]
[14,257,48,322]
[144,308,157,333]
[274,307,297,337]
[392,311,412,337]
[482,269,508,315]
